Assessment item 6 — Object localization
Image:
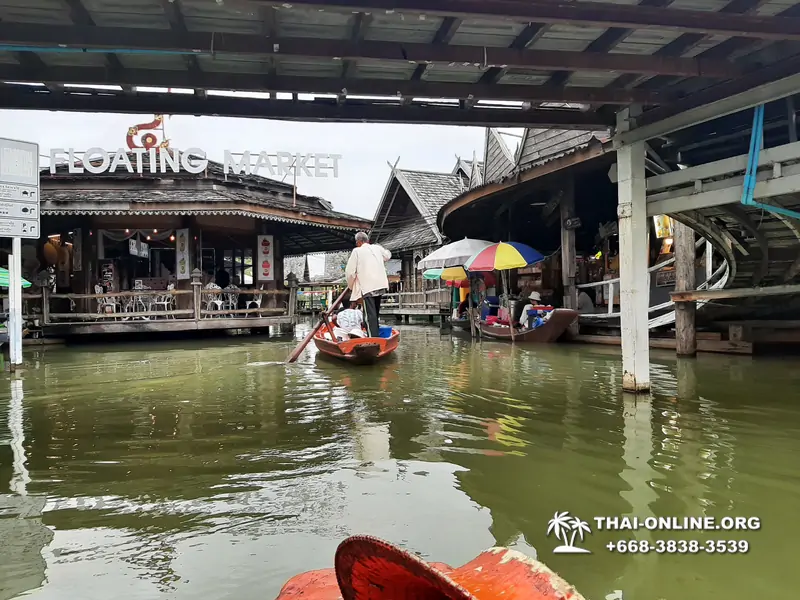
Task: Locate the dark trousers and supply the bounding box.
[363,295,382,337]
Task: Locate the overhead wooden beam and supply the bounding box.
[0,87,612,128]
[410,16,462,83]
[0,65,666,105]
[546,0,673,88]
[260,5,278,77]
[629,57,800,138]
[60,0,126,74]
[0,23,742,79]
[342,12,372,79]
[157,0,202,77]
[256,0,800,41]
[479,23,549,85]
[12,52,61,93]
[608,0,768,91]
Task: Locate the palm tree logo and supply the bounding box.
[546,511,592,554]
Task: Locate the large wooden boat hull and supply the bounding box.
[479,309,578,343]
[313,329,400,365]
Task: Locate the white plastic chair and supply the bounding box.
[224,284,240,317]
[151,283,176,318]
[203,283,224,317]
[245,285,264,317]
[95,284,119,318]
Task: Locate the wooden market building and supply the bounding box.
[439,107,800,354]
[13,149,371,339]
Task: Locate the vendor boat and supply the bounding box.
[479,308,579,343]
[277,535,586,600]
[312,316,400,365]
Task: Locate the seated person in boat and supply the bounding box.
[518,291,553,329]
[336,301,365,331]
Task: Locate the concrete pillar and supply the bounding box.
[616,108,650,392]
[674,221,696,357]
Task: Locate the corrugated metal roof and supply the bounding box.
[0,0,795,131]
[277,6,352,39]
[365,13,442,43]
[449,19,523,47]
[532,24,609,53]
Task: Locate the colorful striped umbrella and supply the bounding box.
[0,267,32,288]
[464,242,544,272]
[423,268,497,287]
[422,266,469,282]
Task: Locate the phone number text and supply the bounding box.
[606,540,749,554]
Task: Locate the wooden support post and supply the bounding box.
[616,107,650,392]
[287,272,298,321]
[560,180,578,335]
[705,239,713,282]
[191,268,202,320]
[674,221,697,357]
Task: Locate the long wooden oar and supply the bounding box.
[286,288,349,363]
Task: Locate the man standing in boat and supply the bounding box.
[345,231,391,337]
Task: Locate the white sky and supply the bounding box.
[0,109,526,220]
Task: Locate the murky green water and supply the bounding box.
[1,325,799,599]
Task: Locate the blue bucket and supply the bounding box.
[378,326,393,338]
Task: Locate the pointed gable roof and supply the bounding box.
[452,157,484,183]
[516,127,610,172]
[483,128,516,184]
[371,165,465,252]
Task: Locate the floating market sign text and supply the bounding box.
[49,148,342,178]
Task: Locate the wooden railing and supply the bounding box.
[6,286,295,325]
[383,288,450,309]
[577,237,708,315]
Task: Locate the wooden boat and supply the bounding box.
[313,326,400,365]
[479,308,579,343]
[452,316,474,332]
[277,535,586,600]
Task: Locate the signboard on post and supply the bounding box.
[0,138,40,239]
[175,228,190,280]
[257,235,274,282]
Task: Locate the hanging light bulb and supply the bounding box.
[125,228,130,233]
[169,234,175,242]
[147,235,151,241]
[153,229,158,233]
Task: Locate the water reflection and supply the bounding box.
[1,331,799,599]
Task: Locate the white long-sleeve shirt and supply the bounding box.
[345,242,391,300]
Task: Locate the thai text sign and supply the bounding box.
[128,238,149,258]
[49,148,342,178]
[175,228,190,281]
[257,235,274,282]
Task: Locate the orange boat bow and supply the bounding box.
[276,535,585,600]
